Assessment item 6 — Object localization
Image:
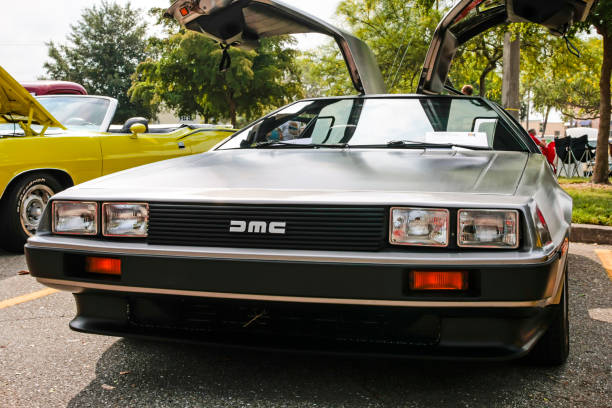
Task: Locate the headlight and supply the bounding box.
[52,201,98,235]
[102,203,149,237]
[458,209,519,248]
[390,208,449,247]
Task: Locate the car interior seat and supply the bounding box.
[121,117,149,133]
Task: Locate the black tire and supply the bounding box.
[527,265,569,365]
[0,173,63,253]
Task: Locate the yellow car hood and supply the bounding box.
[0,66,65,132]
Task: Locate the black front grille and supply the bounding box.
[147,204,387,251]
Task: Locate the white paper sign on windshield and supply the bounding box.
[425,132,489,147]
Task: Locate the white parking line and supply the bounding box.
[588,308,612,324]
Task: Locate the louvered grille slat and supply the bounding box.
[147,204,387,251]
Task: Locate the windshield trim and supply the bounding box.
[487,100,539,154]
[217,95,530,153]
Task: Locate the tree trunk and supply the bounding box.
[526,89,530,132]
[479,66,495,97]
[229,101,237,128]
[479,73,487,97]
[542,106,551,138]
[592,32,612,184]
[225,91,238,128]
[502,31,521,120]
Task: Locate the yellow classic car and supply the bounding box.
[0,66,235,252]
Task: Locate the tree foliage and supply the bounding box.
[301,0,443,96]
[44,1,151,123]
[449,27,507,101]
[526,37,603,120]
[308,0,537,103]
[130,29,304,128]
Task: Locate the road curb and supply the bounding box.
[570,224,612,245]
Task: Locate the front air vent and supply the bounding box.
[147,204,387,252]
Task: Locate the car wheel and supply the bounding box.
[527,265,569,365]
[0,174,63,253]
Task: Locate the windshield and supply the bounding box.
[0,96,111,135]
[220,97,525,151]
[37,96,110,131]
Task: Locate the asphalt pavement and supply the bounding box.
[0,243,610,408]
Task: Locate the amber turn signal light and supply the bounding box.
[85,257,121,276]
[410,271,468,291]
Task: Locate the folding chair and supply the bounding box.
[554,137,572,177]
[570,135,595,177]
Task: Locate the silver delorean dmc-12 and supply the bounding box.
[26,0,594,364]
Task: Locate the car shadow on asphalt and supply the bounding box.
[0,249,27,281]
[65,252,611,407]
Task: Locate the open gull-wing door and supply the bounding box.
[0,66,65,136]
[418,0,595,95]
[165,0,386,95]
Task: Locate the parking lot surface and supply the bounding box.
[1,243,610,408]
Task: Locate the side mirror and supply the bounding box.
[130,123,147,139]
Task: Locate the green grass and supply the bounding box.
[558,177,612,184]
[560,181,612,227]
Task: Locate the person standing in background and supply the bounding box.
[528,129,547,150]
[529,129,556,171]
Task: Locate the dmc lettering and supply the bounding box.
[229,220,286,234]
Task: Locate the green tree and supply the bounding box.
[585,0,612,184]
[319,0,531,102]
[450,26,508,101]
[44,1,151,123]
[301,0,443,96]
[523,36,603,135]
[130,31,303,128]
[299,44,353,97]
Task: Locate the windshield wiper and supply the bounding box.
[382,140,492,151]
[251,140,490,151]
[252,141,348,149]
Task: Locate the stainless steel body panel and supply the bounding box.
[44,131,571,252]
[54,148,531,197]
[26,235,558,266]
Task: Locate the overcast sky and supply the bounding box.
[2,0,341,81]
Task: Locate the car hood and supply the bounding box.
[0,66,65,133]
[62,149,530,204]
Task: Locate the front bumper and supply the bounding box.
[25,236,568,359]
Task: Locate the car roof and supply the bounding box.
[20,81,87,96]
[0,66,65,133]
